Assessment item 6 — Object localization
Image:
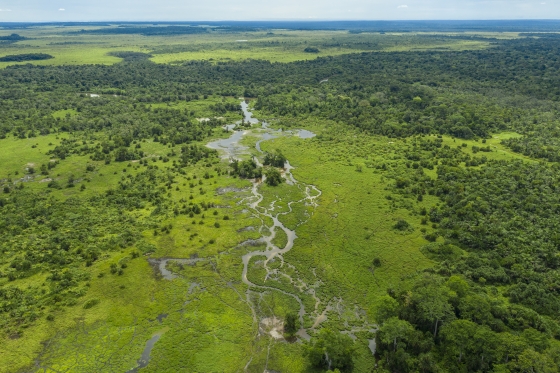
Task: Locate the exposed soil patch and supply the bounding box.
[239,238,265,247]
[237,226,256,233]
[259,317,284,340]
[216,186,248,195]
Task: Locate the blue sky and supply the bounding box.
[0,0,556,21]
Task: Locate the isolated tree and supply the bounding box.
[284,312,298,336]
[263,150,287,167]
[265,167,283,186]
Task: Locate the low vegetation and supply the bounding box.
[0,24,559,372]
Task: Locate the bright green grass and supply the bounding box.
[0,132,258,372]
[0,28,493,68]
[147,96,242,122]
[384,39,489,52]
[150,46,371,64]
[259,133,434,313]
[0,111,534,372]
[51,109,78,119]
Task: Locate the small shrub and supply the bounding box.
[393,219,411,231]
[83,299,100,309]
[424,232,438,242]
[304,47,320,53]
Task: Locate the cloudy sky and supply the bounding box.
[0,0,556,22]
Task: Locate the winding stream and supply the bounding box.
[125,330,166,373]
[207,101,327,343]
[146,100,373,371]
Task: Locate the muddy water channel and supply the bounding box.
[147,100,374,370]
[208,101,331,343]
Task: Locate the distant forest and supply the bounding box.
[1,31,560,372]
[2,20,560,32]
[0,53,53,62]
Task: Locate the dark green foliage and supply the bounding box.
[263,150,287,167]
[304,47,320,53]
[107,51,153,62]
[305,329,355,371]
[377,274,560,372]
[429,161,560,313]
[392,219,411,231]
[180,145,216,166]
[47,180,62,189]
[264,167,283,186]
[284,312,298,336]
[230,159,262,179]
[0,53,53,62]
[0,34,27,42]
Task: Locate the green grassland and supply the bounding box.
[1,26,559,373]
[0,106,531,372]
[0,129,257,372]
[0,28,493,67]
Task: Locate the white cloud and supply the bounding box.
[1,0,560,21]
[59,8,65,11]
[0,9,12,12]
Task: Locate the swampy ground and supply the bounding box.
[2,23,560,373]
[0,99,534,373]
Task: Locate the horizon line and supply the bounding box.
[1,19,560,23]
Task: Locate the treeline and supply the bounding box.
[362,133,560,371]
[76,26,209,36]
[0,142,223,336]
[375,274,560,372]
[0,53,53,62]
[0,33,27,44]
[1,35,557,159]
[0,32,559,370]
[0,190,143,337]
[0,38,560,155]
[108,51,153,62]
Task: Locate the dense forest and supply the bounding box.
[0,53,53,62]
[76,26,210,36]
[1,30,560,372]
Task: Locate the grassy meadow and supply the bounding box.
[0,105,529,372]
[0,27,494,67]
[1,23,559,373]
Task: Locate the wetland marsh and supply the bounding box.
[1,22,560,373]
